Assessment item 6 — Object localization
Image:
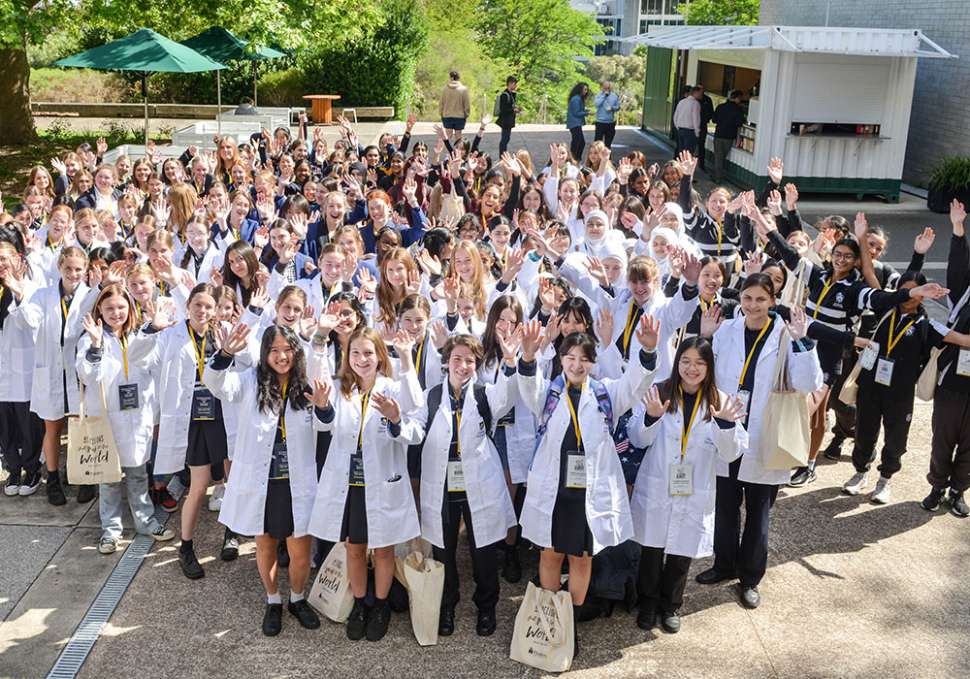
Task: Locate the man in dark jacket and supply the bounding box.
[696,85,715,171]
[711,90,746,183]
[496,76,520,156]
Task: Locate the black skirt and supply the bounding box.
[263,478,294,540]
[185,420,228,481]
[551,490,594,557]
[340,485,368,544]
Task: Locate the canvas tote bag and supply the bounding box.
[309,541,355,623]
[394,551,445,646]
[761,326,811,471]
[67,384,122,485]
[509,581,575,673]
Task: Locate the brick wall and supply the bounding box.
[760,0,968,186]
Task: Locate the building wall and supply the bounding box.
[759,0,968,186]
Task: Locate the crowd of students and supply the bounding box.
[1,115,966,651]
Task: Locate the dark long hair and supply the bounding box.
[481,295,523,368]
[221,240,260,305]
[568,82,589,102]
[658,336,720,420]
[256,325,310,414]
[551,297,595,379]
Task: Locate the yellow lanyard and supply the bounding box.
[188,327,207,382]
[159,281,168,296]
[622,301,639,355]
[565,383,584,449]
[357,390,371,450]
[134,301,143,326]
[414,339,424,378]
[680,386,703,460]
[739,320,771,386]
[60,296,69,323]
[812,277,836,319]
[279,379,289,440]
[885,311,916,357]
[0,285,5,301]
[48,237,59,251]
[120,335,129,379]
[453,385,462,456]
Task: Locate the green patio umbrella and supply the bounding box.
[181,26,286,128]
[54,28,227,145]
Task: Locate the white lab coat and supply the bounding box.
[599,286,699,381]
[17,283,96,420]
[416,372,517,549]
[478,359,536,484]
[75,332,157,467]
[1,279,40,402]
[308,373,425,548]
[204,363,320,538]
[712,316,823,485]
[627,391,746,558]
[174,242,224,284]
[517,351,657,554]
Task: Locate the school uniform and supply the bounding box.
[415,370,517,611]
[390,333,443,392]
[516,348,657,555]
[204,358,320,538]
[175,242,225,285]
[308,373,425,548]
[76,332,160,540]
[710,315,823,586]
[477,358,535,485]
[628,389,746,614]
[678,175,743,268]
[212,218,260,248]
[0,280,44,480]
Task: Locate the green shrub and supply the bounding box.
[30,68,132,103]
[256,68,307,107]
[929,157,970,192]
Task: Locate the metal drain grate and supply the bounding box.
[47,510,168,679]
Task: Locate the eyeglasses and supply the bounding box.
[831,251,856,262]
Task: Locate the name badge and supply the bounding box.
[447,460,465,492]
[736,389,751,419]
[668,463,693,496]
[349,453,365,487]
[118,383,139,411]
[859,342,880,371]
[957,349,970,377]
[269,439,289,480]
[191,385,216,421]
[565,452,587,489]
[875,358,894,386]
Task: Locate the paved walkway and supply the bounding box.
[0,122,965,679]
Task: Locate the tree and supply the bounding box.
[583,54,645,125]
[676,0,759,26]
[472,0,601,122]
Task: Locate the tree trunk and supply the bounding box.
[0,37,38,146]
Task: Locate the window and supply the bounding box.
[641,0,665,13]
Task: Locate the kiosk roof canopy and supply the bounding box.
[624,25,955,59]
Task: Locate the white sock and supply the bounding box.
[290,591,305,603]
[267,592,282,605]
[807,460,817,471]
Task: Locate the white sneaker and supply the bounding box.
[98,537,118,555]
[3,471,20,496]
[208,484,225,512]
[150,524,176,542]
[870,477,892,504]
[842,471,869,496]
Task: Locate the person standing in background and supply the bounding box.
[594,81,621,149]
[672,87,702,158]
[696,86,715,172]
[566,82,591,163]
[711,91,746,183]
[440,71,471,145]
[496,76,520,156]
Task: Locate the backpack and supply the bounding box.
[492,92,503,119]
[534,374,613,454]
[425,382,493,437]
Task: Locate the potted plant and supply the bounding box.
[927,156,970,213]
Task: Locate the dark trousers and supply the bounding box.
[829,348,857,440]
[638,546,692,614]
[0,401,44,475]
[676,128,697,156]
[851,383,914,479]
[928,387,970,492]
[594,121,616,148]
[697,130,708,169]
[498,126,513,156]
[431,496,501,612]
[569,126,586,162]
[713,137,734,182]
[713,464,779,587]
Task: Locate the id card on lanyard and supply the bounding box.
[669,388,701,497]
[117,335,139,410]
[737,321,771,418]
[564,386,587,489]
[188,327,214,421]
[876,311,915,387]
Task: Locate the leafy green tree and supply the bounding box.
[472,0,601,123]
[676,0,759,26]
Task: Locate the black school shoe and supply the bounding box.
[695,567,735,585]
[660,610,681,633]
[220,528,239,561]
[502,544,522,583]
[287,599,320,629]
[46,475,66,505]
[346,599,369,641]
[738,585,761,609]
[921,487,945,512]
[179,547,205,580]
[476,608,496,637]
[822,435,845,461]
[262,603,283,636]
[366,599,391,641]
[438,605,455,636]
[788,466,816,487]
[76,484,96,503]
[949,490,970,518]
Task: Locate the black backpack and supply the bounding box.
[424,382,492,436]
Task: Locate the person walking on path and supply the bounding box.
[496,77,520,156]
[672,87,702,158]
[594,82,621,149]
[567,83,591,163]
[440,71,471,145]
[711,91,746,183]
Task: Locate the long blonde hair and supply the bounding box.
[451,240,487,318]
[338,327,392,399]
[167,184,198,241]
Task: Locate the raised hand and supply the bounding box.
[309,379,333,409]
[744,250,765,276]
[635,313,661,352]
[909,282,949,301]
[700,304,722,338]
[682,252,702,285]
[677,150,697,176]
[520,318,543,362]
[585,255,610,287]
[430,320,449,350]
[767,157,784,185]
[221,322,251,355]
[405,268,422,296]
[950,199,967,231]
[82,313,104,348]
[784,182,799,211]
[150,298,177,330]
[443,273,460,311]
[617,157,633,184]
[766,189,782,214]
[643,385,670,419]
[854,211,869,240]
[402,175,418,204]
[785,306,809,341]
[500,152,522,177]
[496,324,519,365]
[370,391,401,423]
[914,227,936,255]
[501,248,526,284]
[711,394,746,422]
[595,307,614,347]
